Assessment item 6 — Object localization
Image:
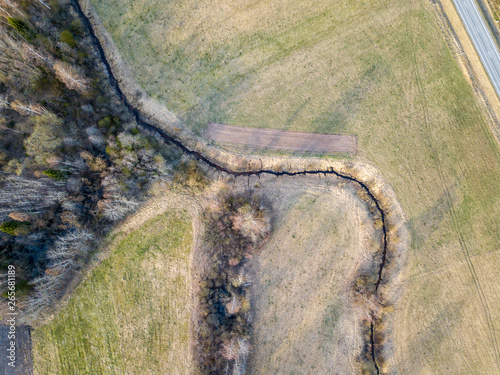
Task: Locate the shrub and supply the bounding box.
[98,116,120,130]
[231,203,271,244]
[7,17,35,40]
[173,160,209,191]
[59,30,76,48]
[24,113,63,164]
[0,220,31,236]
[69,19,84,36]
[43,169,70,181]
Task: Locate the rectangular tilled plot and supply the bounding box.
[206,123,357,154]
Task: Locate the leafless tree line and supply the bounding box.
[23,228,94,321]
[0,175,66,221]
[0,32,39,80]
[0,23,89,93]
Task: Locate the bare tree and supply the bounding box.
[100,193,139,221]
[57,158,87,173]
[0,175,66,221]
[53,61,89,93]
[35,0,51,9]
[0,94,9,110]
[226,295,243,315]
[220,338,240,361]
[85,126,105,147]
[21,42,53,67]
[10,100,48,116]
[231,270,251,288]
[48,229,94,260]
[23,274,59,320]
[231,204,271,244]
[220,336,251,375]
[0,33,39,81]
[233,338,250,375]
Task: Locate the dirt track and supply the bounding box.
[206,123,358,154]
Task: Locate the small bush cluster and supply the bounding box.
[0,220,30,236]
[42,169,70,181]
[173,160,209,192]
[59,30,76,48]
[195,191,271,375]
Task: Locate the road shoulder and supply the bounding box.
[437,0,500,145]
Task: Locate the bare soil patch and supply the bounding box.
[206,122,357,154]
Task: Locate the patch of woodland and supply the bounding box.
[195,189,271,375]
[0,0,208,323]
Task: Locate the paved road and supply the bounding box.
[453,0,500,97]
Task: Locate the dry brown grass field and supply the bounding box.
[245,176,381,374]
[88,0,500,373]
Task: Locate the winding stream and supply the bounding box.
[72,1,389,372]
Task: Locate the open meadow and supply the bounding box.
[88,0,500,373]
[31,200,194,375]
[249,177,381,374]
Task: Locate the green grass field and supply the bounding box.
[89,0,500,372]
[32,210,193,375]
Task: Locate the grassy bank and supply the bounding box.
[32,209,193,374]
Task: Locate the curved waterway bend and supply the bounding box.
[72,1,389,372]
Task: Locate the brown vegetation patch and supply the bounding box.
[206,123,358,154]
[193,189,271,375]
